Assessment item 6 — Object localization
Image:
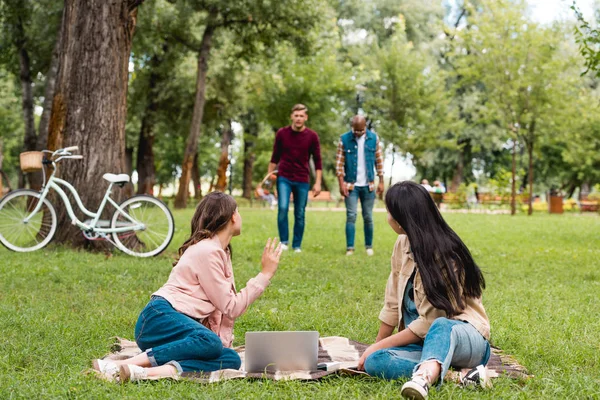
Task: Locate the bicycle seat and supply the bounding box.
[102,173,130,184]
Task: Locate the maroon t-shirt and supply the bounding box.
[270,126,322,183]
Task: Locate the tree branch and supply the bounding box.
[169,32,202,52]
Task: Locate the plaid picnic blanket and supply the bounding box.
[101,336,530,383]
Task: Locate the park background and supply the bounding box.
[1,0,600,399]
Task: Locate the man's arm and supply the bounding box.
[335,139,348,197]
[269,130,281,172]
[312,133,323,196]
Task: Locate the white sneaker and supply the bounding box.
[461,365,491,389]
[346,250,354,256]
[119,364,148,383]
[366,249,374,256]
[401,374,430,400]
[281,243,289,251]
[294,248,302,253]
[92,359,119,381]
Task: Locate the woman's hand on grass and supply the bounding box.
[357,343,379,371]
[261,238,282,280]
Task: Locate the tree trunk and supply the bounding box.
[527,142,534,215]
[136,116,155,195]
[450,155,464,193]
[510,137,517,216]
[241,112,258,199]
[389,145,396,187]
[0,139,4,195]
[46,0,142,247]
[38,27,62,150]
[174,21,216,208]
[215,120,233,192]
[16,18,37,189]
[451,138,472,192]
[192,152,201,200]
[29,27,63,192]
[136,48,165,195]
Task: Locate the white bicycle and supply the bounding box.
[0,146,174,257]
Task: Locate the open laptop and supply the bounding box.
[245,331,319,372]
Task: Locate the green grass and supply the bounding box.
[1,209,599,399]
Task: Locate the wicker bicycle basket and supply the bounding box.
[20,151,44,172]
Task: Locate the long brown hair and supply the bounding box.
[174,192,238,266]
[385,181,485,316]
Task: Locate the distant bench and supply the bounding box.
[580,196,599,212]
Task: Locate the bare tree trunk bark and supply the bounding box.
[450,156,464,192]
[526,119,536,216]
[125,146,134,176]
[136,47,166,195]
[174,21,216,208]
[511,137,517,216]
[215,120,233,192]
[241,112,258,199]
[527,142,534,216]
[192,152,201,199]
[136,118,155,195]
[37,28,62,150]
[0,139,4,195]
[29,28,62,192]
[47,0,142,247]
[15,18,36,189]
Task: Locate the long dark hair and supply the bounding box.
[174,192,237,266]
[385,181,485,316]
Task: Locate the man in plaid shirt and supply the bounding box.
[336,115,385,256]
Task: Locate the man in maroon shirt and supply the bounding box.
[267,104,322,253]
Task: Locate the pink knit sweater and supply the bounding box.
[153,236,270,347]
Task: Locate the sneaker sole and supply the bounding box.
[119,365,131,383]
[401,386,427,400]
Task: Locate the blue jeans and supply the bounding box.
[345,186,375,250]
[134,296,241,373]
[364,318,490,384]
[277,176,310,249]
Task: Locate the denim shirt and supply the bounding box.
[340,130,378,184]
[402,273,419,328]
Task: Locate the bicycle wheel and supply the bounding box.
[111,195,174,257]
[0,189,57,252]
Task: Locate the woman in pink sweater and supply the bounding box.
[93,192,282,382]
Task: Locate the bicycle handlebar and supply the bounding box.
[64,146,79,153]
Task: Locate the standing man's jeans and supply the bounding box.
[134,296,241,373]
[276,176,310,249]
[364,318,490,384]
[344,186,375,250]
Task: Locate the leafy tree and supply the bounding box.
[171,0,329,208]
[453,0,566,214]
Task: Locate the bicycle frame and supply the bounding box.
[24,168,144,234]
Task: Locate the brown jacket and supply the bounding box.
[378,235,490,340]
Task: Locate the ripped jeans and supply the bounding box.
[364,318,490,384]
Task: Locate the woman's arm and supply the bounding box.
[200,239,281,319]
[357,328,421,370]
[375,321,395,342]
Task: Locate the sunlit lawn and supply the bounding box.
[1,208,599,399]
